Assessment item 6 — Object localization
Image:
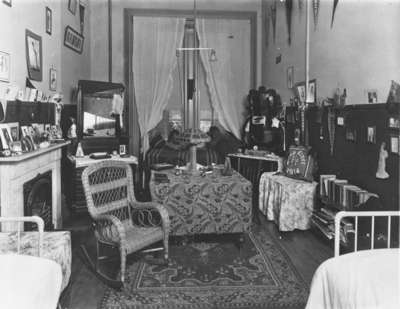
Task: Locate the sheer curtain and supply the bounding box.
[132,16,185,153]
[197,18,251,139]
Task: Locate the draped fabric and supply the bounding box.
[132,17,185,153]
[196,18,251,140]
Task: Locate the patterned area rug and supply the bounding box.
[100,228,308,309]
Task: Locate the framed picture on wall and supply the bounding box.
[0,51,10,82]
[25,29,42,81]
[64,26,84,54]
[49,68,57,91]
[68,0,77,15]
[367,126,376,144]
[295,79,317,104]
[46,7,52,35]
[287,66,294,89]
[390,135,399,154]
[345,127,357,142]
[388,117,400,129]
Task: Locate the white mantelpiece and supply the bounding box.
[0,142,69,231]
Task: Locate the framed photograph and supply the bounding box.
[49,68,57,91]
[367,89,378,104]
[345,128,357,142]
[367,126,376,144]
[119,144,127,155]
[46,7,52,35]
[0,124,12,149]
[295,79,316,104]
[0,51,10,82]
[295,83,306,104]
[287,66,294,89]
[390,135,399,154]
[10,141,22,153]
[64,26,84,54]
[337,116,344,126]
[25,29,42,81]
[68,0,77,15]
[8,122,19,141]
[388,117,400,129]
[2,0,11,7]
[21,126,29,137]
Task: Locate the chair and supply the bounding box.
[81,160,170,284]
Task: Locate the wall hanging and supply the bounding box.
[64,26,84,54]
[0,51,10,82]
[366,126,376,144]
[264,1,270,48]
[271,1,277,43]
[285,0,293,45]
[331,0,339,28]
[68,0,77,15]
[46,7,52,35]
[327,107,335,155]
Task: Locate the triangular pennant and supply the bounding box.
[26,77,36,89]
[331,0,339,28]
[264,1,270,48]
[285,0,293,45]
[271,1,277,43]
[312,0,320,31]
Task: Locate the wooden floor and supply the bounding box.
[62,214,333,309]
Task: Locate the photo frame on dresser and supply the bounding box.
[0,124,12,149]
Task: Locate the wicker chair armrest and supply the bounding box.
[93,214,126,245]
[129,202,170,233]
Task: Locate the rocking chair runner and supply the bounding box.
[81,160,170,284]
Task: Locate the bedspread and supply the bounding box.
[306,248,400,309]
[0,231,71,291]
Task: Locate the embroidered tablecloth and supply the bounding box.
[0,231,71,291]
[259,172,317,231]
[150,168,252,236]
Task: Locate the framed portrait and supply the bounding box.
[68,0,77,15]
[390,135,399,154]
[46,7,52,35]
[367,89,378,104]
[295,79,316,104]
[337,116,344,126]
[295,83,306,104]
[0,124,12,149]
[64,26,84,54]
[367,126,376,144]
[388,117,400,129]
[0,51,10,82]
[287,66,294,89]
[25,29,42,81]
[8,122,19,141]
[2,0,11,7]
[119,144,127,155]
[49,68,57,91]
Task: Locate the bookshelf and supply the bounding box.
[312,174,379,244]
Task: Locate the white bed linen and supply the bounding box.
[0,254,62,309]
[306,248,400,309]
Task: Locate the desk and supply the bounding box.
[259,172,317,231]
[150,168,252,236]
[228,153,283,223]
[65,155,138,212]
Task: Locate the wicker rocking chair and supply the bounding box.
[81,160,170,285]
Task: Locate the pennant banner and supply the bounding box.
[331,0,339,28]
[285,0,293,45]
[264,1,270,48]
[312,0,320,31]
[271,1,277,43]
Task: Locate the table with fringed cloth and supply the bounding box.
[150,168,252,236]
[0,231,71,291]
[259,172,317,231]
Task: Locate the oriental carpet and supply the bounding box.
[100,227,308,309]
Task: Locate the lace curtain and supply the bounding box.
[132,16,185,153]
[197,18,251,139]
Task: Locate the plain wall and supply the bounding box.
[262,0,400,105]
[0,0,91,104]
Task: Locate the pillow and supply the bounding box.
[283,145,315,182]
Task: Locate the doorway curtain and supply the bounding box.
[132,16,185,153]
[197,18,251,139]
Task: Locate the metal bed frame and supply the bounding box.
[334,211,400,257]
[0,216,44,257]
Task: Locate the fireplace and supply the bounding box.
[23,171,53,231]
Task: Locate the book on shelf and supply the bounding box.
[311,217,334,240]
[320,174,336,197]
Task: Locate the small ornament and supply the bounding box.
[376,142,389,179]
[75,142,85,157]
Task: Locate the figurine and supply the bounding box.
[376,142,389,179]
[68,117,77,139]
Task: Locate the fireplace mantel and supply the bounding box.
[0,141,69,231]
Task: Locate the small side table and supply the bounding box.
[228,153,283,224]
[65,155,138,213]
[259,172,317,231]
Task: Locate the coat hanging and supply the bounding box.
[312,0,320,30]
[271,1,277,43]
[285,0,293,45]
[331,0,339,28]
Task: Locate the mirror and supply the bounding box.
[77,80,125,140]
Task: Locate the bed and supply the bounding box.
[306,211,400,309]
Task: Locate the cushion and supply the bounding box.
[283,145,315,182]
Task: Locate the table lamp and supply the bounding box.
[179,128,210,173]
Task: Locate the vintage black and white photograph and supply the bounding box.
[0,1,399,309]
